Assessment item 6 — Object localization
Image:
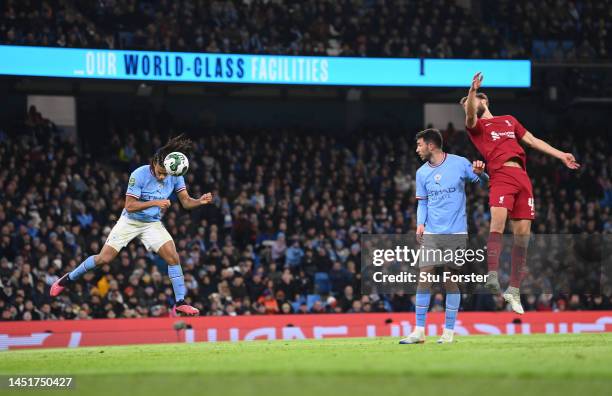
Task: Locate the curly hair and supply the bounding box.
[150,134,194,171]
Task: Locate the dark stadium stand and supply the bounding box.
[1,0,610,60]
[0,110,609,320]
[0,0,610,322]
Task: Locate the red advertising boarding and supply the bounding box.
[1,311,611,351]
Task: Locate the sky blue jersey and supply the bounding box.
[122,165,186,222]
[416,153,483,234]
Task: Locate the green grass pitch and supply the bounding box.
[1,334,611,396]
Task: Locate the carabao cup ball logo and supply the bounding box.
[163,152,189,176]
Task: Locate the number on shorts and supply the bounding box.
[528,197,535,213]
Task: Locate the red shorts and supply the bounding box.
[489,166,535,220]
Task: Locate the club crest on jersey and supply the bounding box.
[434,174,442,184]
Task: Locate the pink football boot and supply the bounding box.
[173,301,199,316]
[50,273,70,297]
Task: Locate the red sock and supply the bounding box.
[487,232,502,272]
[510,244,528,288]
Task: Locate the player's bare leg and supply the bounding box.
[400,266,433,344]
[50,244,119,296]
[503,220,531,314]
[157,240,199,316]
[485,207,507,294]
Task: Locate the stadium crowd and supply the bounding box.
[1,0,609,60]
[0,110,610,321]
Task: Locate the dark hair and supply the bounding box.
[415,128,443,149]
[459,92,489,106]
[151,134,194,170]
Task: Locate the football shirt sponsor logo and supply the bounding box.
[490,131,515,141]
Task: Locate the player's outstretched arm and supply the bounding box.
[465,72,483,129]
[520,131,581,169]
[177,190,214,210]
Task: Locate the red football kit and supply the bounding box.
[466,115,535,220]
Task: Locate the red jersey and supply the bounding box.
[466,115,528,175]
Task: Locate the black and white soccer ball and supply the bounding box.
[163,152,189,176]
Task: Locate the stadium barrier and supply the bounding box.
[1,311,611,351]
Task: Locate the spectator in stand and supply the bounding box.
[0,109,610,320]
[1,1,609,61]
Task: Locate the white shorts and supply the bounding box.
[105,216,173,253]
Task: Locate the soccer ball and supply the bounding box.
[163,152,189,176]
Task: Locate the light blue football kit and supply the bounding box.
[124,165,186,222]
[414,153,488,334]
[416,153,484,234]
[68,165,189,304]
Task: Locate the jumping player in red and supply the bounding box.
[460,72,580,314]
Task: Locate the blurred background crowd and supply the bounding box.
[1,0,610,60]
[0,107,610,321]
[0,0,610,322]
